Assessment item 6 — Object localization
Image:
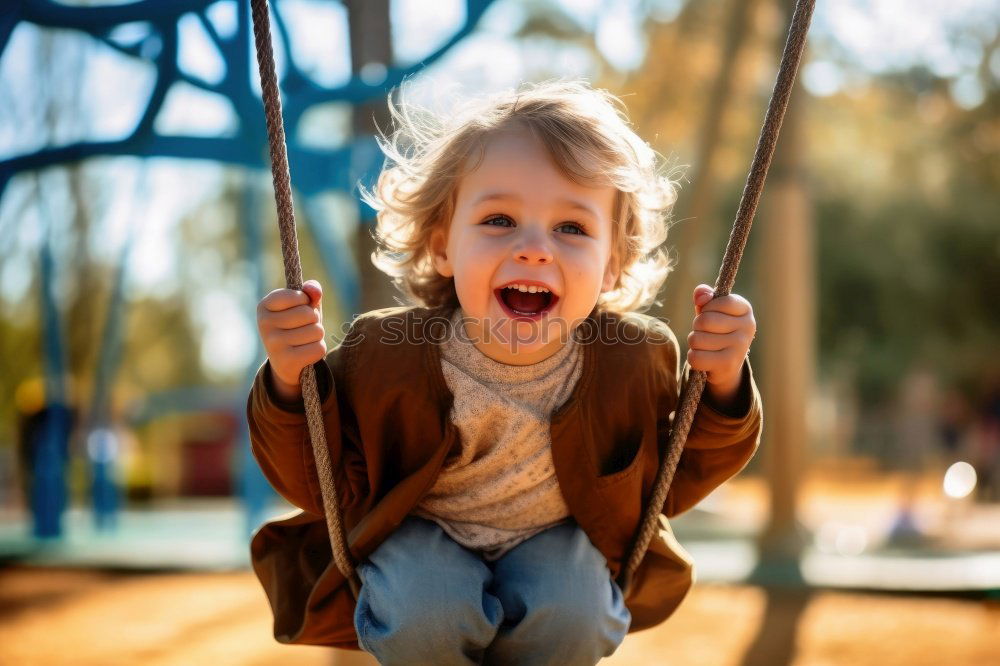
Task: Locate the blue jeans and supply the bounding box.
[353,516,631,665]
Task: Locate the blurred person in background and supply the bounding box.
[972,378,1000,502]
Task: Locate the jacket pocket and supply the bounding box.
[595,427,644,486]
[593,437,647,564]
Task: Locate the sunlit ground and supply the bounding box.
[1,567,998,666]
[2,468,998,664]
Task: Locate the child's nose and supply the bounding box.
[515,245,553,264]
[514,231,553,265]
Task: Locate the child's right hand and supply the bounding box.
[256,279,327,402]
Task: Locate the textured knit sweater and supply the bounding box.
[411,307,584,560]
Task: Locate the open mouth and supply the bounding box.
[494,283,559,320]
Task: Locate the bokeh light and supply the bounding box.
[943,462,978,499]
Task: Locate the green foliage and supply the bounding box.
[815,184,999,406]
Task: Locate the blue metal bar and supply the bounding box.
[129,21,177,141]
[34,213,70,538]
[1,135,383,198]
[21,0,213,30]
[0,2,23,62]
[195,9,224,50]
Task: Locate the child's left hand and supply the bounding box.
[688,284,756,407]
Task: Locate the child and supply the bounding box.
[249,79,762,665]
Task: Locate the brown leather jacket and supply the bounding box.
[247,304,763,650]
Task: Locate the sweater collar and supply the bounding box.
[440,307,580,385]
[422,303,602,425]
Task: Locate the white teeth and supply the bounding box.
[504,283,550,293]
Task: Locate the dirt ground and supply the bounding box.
[1,566,997,666]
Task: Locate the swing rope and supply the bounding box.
[618,0,816,594]
[250,0,361,598]
[249,0,815,604]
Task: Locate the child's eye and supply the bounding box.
[482,214,515,228]
[555,221,587,235]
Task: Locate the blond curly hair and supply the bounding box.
[360,78,683,314]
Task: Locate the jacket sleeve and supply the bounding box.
[246,324,367,518]
[654,329,763,518]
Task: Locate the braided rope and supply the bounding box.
[617,0,816,595]
[250,0,813,606]
[249,0,360,599]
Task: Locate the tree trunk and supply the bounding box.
[752,0,814,574]
[346,0,398,313]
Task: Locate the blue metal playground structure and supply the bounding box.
[0,0,495,542]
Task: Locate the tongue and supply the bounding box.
[503,289,549,314]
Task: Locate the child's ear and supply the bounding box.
[430,226,454,278]
[601,250,621,293]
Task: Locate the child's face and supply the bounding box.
[431,126,619,364]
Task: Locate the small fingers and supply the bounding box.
[692,284,712,315]
[271,340,328,385]
[293,339,328,366]
[262,303,321,330]
[686,347,744,373]
[688,331,754,365]
[698,293,751,317]
[301,280,323,309]
[691,311,741,334]
[687,330,733,352]
[260,287,311,313]
[268,323,325,348]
